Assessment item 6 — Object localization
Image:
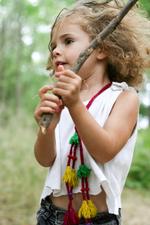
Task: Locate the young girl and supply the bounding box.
[34,1,150,224]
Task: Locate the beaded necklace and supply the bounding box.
[62,82,112,225]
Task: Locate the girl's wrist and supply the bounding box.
[68,99,85,114]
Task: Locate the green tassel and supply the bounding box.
[69,132,79,145]
[77,164,91,178]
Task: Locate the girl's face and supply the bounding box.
[51,19,91,75]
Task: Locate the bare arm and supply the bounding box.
[34,85,63,167]
[68,90,139,163]
[34,127,56,167]
[52,66,139,164]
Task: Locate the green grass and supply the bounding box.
[0,112,45,225]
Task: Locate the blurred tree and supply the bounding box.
[0,0,149,122]
[0,0,74,115]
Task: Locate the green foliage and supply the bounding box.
[139,0,150,16]
[140,104,150,117]
[0,0,73,114]
[0,0,149,115]
[126,128,150,189]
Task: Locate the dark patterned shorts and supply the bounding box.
[36,196,121,225]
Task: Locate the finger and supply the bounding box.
[39,107,55,117]
[40,100,60,110]
[55,65,65,77]
[57,75,73,84]
[56,75,82,92]
[34,106,55,122]
[53,88,70,98]
[55,68,77,79]
[39,85,53,97]
[57,65,64,72]
[41,92,60,104]
[55,81,74,91]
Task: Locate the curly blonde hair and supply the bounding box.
[47,0,150,87]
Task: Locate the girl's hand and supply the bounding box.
[34,85,63,129]
[53,65,82,108]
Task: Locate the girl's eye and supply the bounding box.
[64,38,74,45]
[50,45,56,52]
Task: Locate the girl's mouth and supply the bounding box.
[56,61,66,66]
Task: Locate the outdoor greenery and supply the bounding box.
[127,128,150,189]
[0,0,150,224]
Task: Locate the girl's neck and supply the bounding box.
[80,72,110,102]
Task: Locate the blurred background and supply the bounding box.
[0,0,150,225]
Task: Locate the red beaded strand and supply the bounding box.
[63,83,112,225]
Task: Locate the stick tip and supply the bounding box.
[40,126,47,135]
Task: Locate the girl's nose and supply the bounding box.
[52,46,62,58]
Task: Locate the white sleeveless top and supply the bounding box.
[40,82,138,215]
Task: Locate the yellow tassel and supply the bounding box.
[78,200,91,219]
[78,200,97,219]
[63,166,78,187]
[87,200,97,218]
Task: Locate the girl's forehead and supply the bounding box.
[51,17,83,40]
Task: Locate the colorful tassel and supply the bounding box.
[77,164,91,178]
[69,132,79,145]
[78,200,91,219]
[78,200,97,219]
[63,166,78,187]
[87,200,97,217]
[63,207,79,225]
[62,84,112,224]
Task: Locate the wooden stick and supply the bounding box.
[72,0,138,73]
[39,0,138,134]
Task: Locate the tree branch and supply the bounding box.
[72,0,138,73]
[40,0,139,133]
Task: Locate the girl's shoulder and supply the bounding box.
[111,81,139,101]
[111,82,137,92]
[110,82,139,116]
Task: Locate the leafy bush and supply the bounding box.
[126,128,150,189]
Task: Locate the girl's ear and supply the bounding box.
[96,49,107,60]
